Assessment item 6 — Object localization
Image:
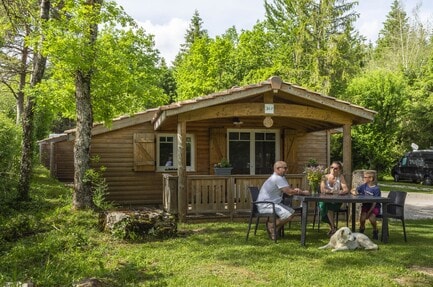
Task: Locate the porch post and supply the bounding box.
[342,123,352,188]
[177,120,187,222]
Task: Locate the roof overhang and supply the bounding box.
[152,76,376,132]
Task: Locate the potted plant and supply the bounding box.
[304,159,326,193]
[214,158,233,175]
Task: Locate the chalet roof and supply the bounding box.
[39,76,376,142]
[153,76,376,132]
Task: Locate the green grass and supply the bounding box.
[1,166,432,286]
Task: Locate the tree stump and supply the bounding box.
[101,207,177,240]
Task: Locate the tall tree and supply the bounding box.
[0,0,50,200]
[17,0,49,201]
[38,0,166,209]
[71,0,100,209]
[264,0,364,95]
[173,10,212,99]
[157,59,177,104]
[0,0,34,125]
[234,22,276,83]
[372,0,430,73]
[368,0,433,156]
[174,36,211,100]
[173,9,208,66]
[344,70,409,172]
[174,27,242,100]
[400,47,433,149]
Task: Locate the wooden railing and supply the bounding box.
[163,173,307,221]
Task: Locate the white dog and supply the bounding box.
[319,227,378,252]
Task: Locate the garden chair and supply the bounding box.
[282,193,303,229]
[312,186,349,231]
[377,190,407,242]
[245,186,282,242]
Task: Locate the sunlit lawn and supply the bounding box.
[0,167,432,286]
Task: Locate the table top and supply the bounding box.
[293,193,390,203]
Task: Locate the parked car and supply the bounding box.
[391,150,433,185]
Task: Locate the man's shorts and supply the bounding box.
[257,203,295,220]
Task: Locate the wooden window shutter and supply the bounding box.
[133,133,155,171]
[284,129,298,174]
[209,128,226,171]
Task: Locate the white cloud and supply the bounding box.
[115,0,433,64]
[138,18,188,65]
[358,21,382,43]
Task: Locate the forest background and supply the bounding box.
[1,0,433,207]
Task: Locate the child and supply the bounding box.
[352,171,381,240]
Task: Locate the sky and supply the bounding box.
[114,0,433,65]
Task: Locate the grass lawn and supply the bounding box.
[1,166,432,286]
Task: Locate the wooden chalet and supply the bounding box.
[39,76,376,221]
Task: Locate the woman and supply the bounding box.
[319,161,349,236]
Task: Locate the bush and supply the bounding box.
[0,114,21,195]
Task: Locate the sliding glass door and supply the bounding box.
[228,129,280,175]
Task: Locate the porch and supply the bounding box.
[163,173,309,222]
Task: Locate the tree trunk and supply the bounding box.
[17,0,50,201]
[73,71,94,209]
[17,98,34,201]
[72,0,100,209]
[16,44,28,125]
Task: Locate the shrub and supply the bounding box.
[0,114,21,195]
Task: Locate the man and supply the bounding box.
[257,161,310,240]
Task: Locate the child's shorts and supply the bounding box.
[361,205,380,216]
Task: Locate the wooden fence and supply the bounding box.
[163,174,307,221]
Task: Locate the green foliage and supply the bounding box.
[0,88,16,120]
[0,214,37,241]
[157,60,177,103]
[174,36,213,99]
[174,29,244,100]
[263,0,363,96]
[214,158,231,168]
[0,114,21,194]
[33,1,168,125]
[1,167,433,286]
[304,165,326,186]
[174,9,209,65]
[84,157,115,211]
[344,70,410,172]
[400,49,433,149]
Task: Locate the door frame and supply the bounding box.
[227,128,281,175]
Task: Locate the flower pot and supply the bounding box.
[214,167,233,175]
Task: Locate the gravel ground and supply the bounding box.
[381,189,433,220]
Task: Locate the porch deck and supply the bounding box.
[163,173,313,222]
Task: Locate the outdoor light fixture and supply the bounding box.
[232,117,243,126]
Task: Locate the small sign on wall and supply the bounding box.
[264,104,274,114]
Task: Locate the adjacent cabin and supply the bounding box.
[39,76,376,221]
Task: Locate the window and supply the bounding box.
[157,134,195,171]
[228,129,280,175]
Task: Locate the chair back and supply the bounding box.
[248,186,260,213]
[387,190,407,218]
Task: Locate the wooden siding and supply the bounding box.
[54,141,74,181]
[41,123,328,207]
[90,124,159,205]
[296,131,328,171]
[39,142,50,169]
